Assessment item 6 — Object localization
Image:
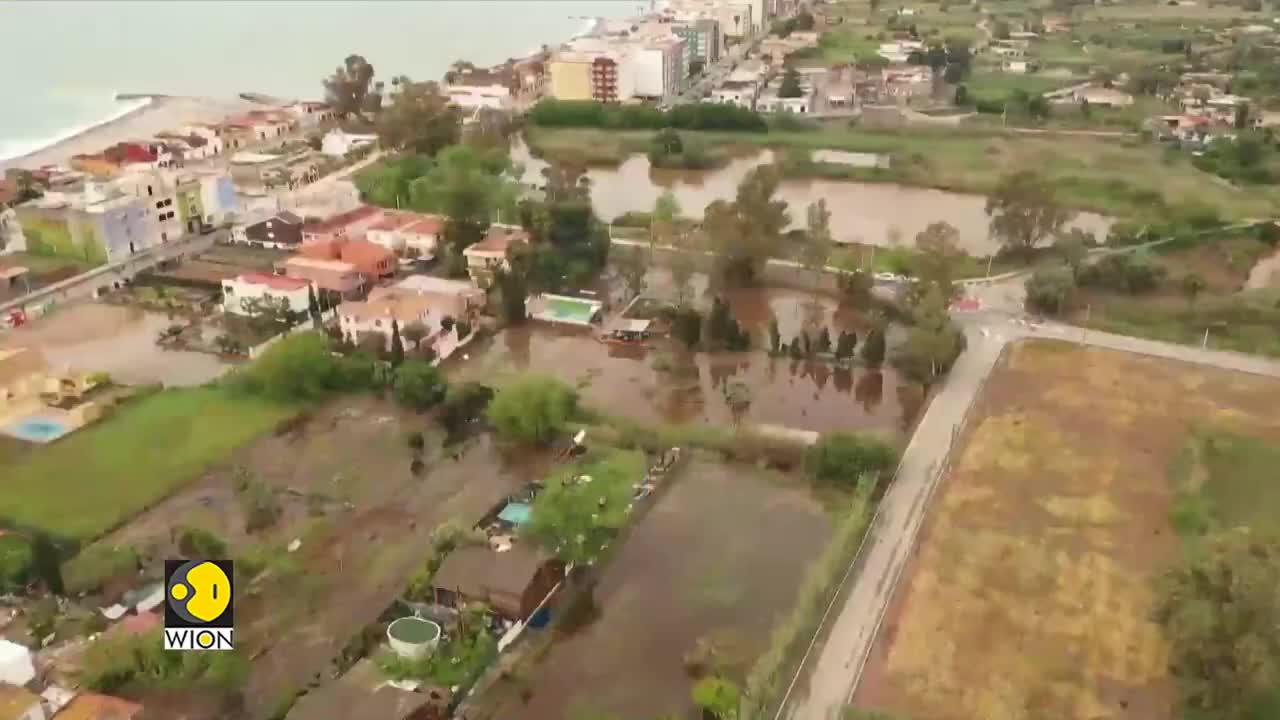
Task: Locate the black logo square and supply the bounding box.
[164,559,234,629]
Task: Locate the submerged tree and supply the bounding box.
[986,170,1074,253]
[705,166,789,287]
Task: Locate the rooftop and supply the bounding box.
[431,542,552,601]
[229,151,283,165]
[231,272,311,291]
[52,692,142,720]
[339,288,456,324]
[284,256,360,273]
[302,205,382,234]
[394,275,481,297]
[0,684,40,720]
[367,212,422,232]
[466,225,529,255]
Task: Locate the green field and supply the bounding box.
[524,126,1279,221]
[964,71,1071,105]
[0,387,295,540]
[1170,424,1280,540]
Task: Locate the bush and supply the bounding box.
[63,544,141,595]
[238,480,281,534]
[0,535,33,592]
[1025,265,1076,315]
[1079,251,1165,294]
[487,374,578,445]
[806,432,897,492]
[438,382,494,442]
[81,628,248,693]
[229,332,371,401]
[177,527,228,559]
[392,361,446,411]
[528,99,768,132]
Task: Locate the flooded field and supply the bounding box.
[514,140,1111,255]
[77,396,550,717]
[474,455,832,720]
[0,301,228,386]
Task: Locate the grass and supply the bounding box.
[0,386,295,541]
[964,72,1072,105]
[2,251,98,274]
[1168,427,1280,539]
[524,125,1279,221]
[814,28,881,63]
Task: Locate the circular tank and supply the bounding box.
[386,617,441,660]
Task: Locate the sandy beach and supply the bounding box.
[0,95,258,173]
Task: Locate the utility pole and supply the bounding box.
[1201,326,1210,349]
[985,253,994,278]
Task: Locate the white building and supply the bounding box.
[445,83,514,111]
[221,272,313,316]
[320,129,377,158]
[708,79,759,108]
[463,225,529,288]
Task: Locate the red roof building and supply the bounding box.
[301,205,384,244]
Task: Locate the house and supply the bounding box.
[234,211,304,249]
[281,256,365,299]
[365,212,445,258]
[338,287,466,352]
[0,642,34,687]
[708,80,759,109]
[1161,113,1213,144]
[463,225,528,288]
[13,183,154,263]
[881,64,933,102]
[283,101,335,128]
[1253,110,1280,130]
[0,683,43,720]
[222,272,312,316]
[173,170,237,232]
[1069,86,1134,108]
[301,205,383,245]
[878,39,924,63]
[755,86,813,113]
[1002,59,1036,74]
[429,543,565,620]
[320,129,377,158]
[51,692,141,720]
[300,238,396,280]
[393,275,486,317]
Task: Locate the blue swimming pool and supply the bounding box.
[4,416,70,443]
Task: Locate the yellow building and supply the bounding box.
[547,55,593,101]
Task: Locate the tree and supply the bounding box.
[393,361,446,410]
[912,221,963,300]
[861,324,887,366]
[232,332,348,401]
[408,144,520,227]
[802,200,834,281]
[705,166,789,287]
[494,266,528,325]
[1053,229,1091,278]
[1024,264,1076,315]
[986,170,1075,253]
[652,191,681,246]
[389,320,405,367]
[779,68,804,98]
[1153,529,1280,719]
[953,83,969,105]
[993,19,1011,39]
[672,307,703,348]
[838,269,874,306]
[376,77,460,156]
[769,317,781,354]
[616,245,650,301]
[487,374,578,445]
[816,327,832,354]
[1235,102,1251,131]
[323,54,381,119]
[0,536,32,592]
[667,227,700,309]
[893,285,965,383]
[240,295,297,334]
[1180,272,1207,304]
[692,676,741,720]
[526,450,641,566]
[836,330,857,360]
[806,432,897,491]
[307,285,322,329]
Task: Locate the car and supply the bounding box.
[873,272,899,283]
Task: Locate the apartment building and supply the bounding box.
[674,18,722,65]
[548,24,687,103]
[13,183,153,263]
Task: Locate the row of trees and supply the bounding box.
[527,99,769,132]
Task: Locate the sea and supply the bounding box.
[0,0,639,162]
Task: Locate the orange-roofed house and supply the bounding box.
[281,257,364,298]
[338,286,478,357]
[221,272,314,317]
[365,212,445,259]
[52,692,141,720]
[463,225,529,288]
[301,205,384,245]
[300,239,395,281]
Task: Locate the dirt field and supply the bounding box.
[854,340,1280,720]
[473,454,832,720]
[80,396,553,718]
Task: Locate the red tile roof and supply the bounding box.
[467,226,529,254]
[339,239,395,267]
[404,215,446,235]
[367,212,420,232]
[303,205,382,234]
[236,272,311,291]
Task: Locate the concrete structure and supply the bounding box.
[112,168,183,244]
[0,684,43,720]
[1069,86,1135,108]
[430,543,565,621]
[300,238,396,280]
[283,101,335,127]
[463,225,528,288]
[233,211,304,249]
[320,129,377,158]
[708,79,760,108]
[674,17,722,65]
[301,205,383,245]
[173,170,237,232]
[0,642,34,688]
[879,39,925,63]
[281,256,364,298]
[633,36,688,101]
[392,275,485,317]
[385,618,441,661]
[365,212,444,258]
[338,285,478,354]
[668,0,756,38]
[13,183,153,263]
[221,272,312,316]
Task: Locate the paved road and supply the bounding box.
[782,308,1280,720]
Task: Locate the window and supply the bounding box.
[147,185,153,197]
[374,319,382,328]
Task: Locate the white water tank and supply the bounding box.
[386,617,441,660]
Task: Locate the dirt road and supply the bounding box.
[782,313,1280,720]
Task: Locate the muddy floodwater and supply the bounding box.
[456,286,922,434]
[0,302,229,386]
[474,456,832,720]
[514,139,1111,255]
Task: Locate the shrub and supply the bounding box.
[177,527,228,559]
[438,382,494,442]
[392,361,446,411]
[229,332,371,401]
[63,544,141,595]
[238,480,281,534]
[1025,265,1076,315]
[487,374,578,444]
[0,535,33,592]
[806,432,897,492]
[1079,251,1165,294]
[406,431,425,450]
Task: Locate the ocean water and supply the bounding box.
[0,0,637,161]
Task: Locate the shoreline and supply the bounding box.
[0,94,259,173]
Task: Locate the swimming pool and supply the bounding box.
[537,294,602,326]
[3,416,71,443]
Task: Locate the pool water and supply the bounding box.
[546,298,598,323]
[4,416,70,443]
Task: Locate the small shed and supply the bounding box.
[430,544,564,621]
[0,641,34,687]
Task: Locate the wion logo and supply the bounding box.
[163,559,234,651]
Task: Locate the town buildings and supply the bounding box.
[547,19,689,103]
[337,281,479,353]
[221,272,313,316]
[12,183,152,263]
[232,211,305,249]
[281,256,364,298]
[301,205,384,245]
[673,18,722,66]
[365,212,445,259]
[463,225,529,288]
[300,238,396,281]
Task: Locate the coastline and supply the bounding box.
[0,95,258,173]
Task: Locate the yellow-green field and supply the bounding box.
[853,340,1280,720]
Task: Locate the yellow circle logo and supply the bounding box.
[168,561,232,624]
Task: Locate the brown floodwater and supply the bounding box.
[513,139,1112,256]
[457,284,923,435]
[473,456,832,720]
